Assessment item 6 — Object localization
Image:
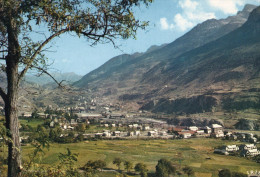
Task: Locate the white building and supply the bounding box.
[113,131,121,136]
[243,149,260,157]
[134,131,141,136]
[241,144,257,150]
[189,126,198,131]
[148,131,157,137]
[224,145,239,152]
[142,125,150,131]
[103,131,111,137]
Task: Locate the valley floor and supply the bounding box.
[21,138,260,177]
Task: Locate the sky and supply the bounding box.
[43,0,260,76]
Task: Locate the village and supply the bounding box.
[8,95,258,161]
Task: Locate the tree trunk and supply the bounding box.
[4,16,22,177]
[5,59,22,177]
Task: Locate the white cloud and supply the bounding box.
[208,0,260,14]
[179,0,198,11]
[208,0,243,14]
[159,0,260,32]
[172,0,216,31]
[160,17,174,30]
[174,14,193,31]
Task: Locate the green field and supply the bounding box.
[22,138,260,177]
[19,118,45,128]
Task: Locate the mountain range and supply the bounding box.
[74,4,260,116]
[25,72,82,86]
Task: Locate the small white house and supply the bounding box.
[103,131,111,137]
[189,126,198,131]
[134,130,141,136]
[203,126,212,134]
[128,132,134,136]
[196,130,205,135]
[241,144,257,150]
[113,131,121,137]
[180,133,192,139]
[159,131,168,136]
[133,124,139,128]
[50,121,55,128]
[142,125,150,131]
[242,149,260,157]
[148,131,157,137]
[224,145,239,152]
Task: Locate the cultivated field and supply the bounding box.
[22,138,260,177]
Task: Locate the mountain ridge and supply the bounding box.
[74,5,260,115]
[75,4,257,89]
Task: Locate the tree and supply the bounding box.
[231,172,247,177]
[113,157,122,170]
[76,123,86,132]
[93,160,106,171]
[134,162,148,177]
[75,133,84,142]
[253,154,260,163]
[0,1,152,176]
[84,159,106,172]
[219,169,231,177]
[182,166,194,177]
[155,158,176,177]
[58,148,79,176]
[124,160,133,173]
[49,127,62,141]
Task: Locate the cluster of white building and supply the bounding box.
[172,124,224,139]
[214,144,260,157]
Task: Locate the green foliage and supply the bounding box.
[20,123,33,132]
[113,157,123,170]
[234,118,259,131]
[22,146,81,177]
[76,123,86,132]
[231,172,248,177]
[83,159,106,173]
[124,160,133,172]
[75,133,84,142]
[31,110,39,119]
[223,97,260,111]
[253,154,260,163]
[155,158,176,177]
[219,169,231,177]
[134,162,148,177]
[182,166,194,177]
[58,148,80,176]
[49,127,62,141]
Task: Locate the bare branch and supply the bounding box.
[18,28,69,82]
[30,65,65,89]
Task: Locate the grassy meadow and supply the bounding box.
[19,118,45,128]
[22,138,260,177]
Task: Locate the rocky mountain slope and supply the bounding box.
[74,5,260,116]
[75,4,256,89]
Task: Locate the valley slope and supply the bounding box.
[74,5,260,118]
